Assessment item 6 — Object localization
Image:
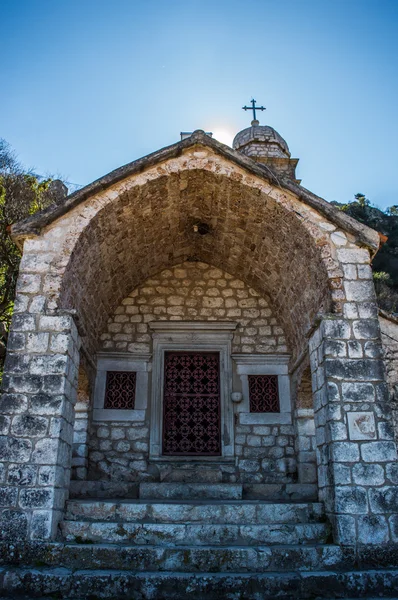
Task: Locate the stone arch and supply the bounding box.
[55,168,334,363]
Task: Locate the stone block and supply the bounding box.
[0,393,28,414]
[377,422,395,440]
[352,463,385,486]
[337,248,370,264]
[30,508,60,540]
[247,435,261,447]
[26,332,49,353]
[358,302,378,318]
[0,437,32,462]
[324,340,346,358]
[115,440,131,452]
[341,382,375,403]
[0,486,18,507]
[32,438,59,464]
[39,315,72,332]
[389,514,398,542]
[364,341,383,358]
[369,487,398,513]
[298,463,317,484]
[353,320,380,340]
[333,463,351,485]
[4,353,30,374]
[19,487,54,509]
[347,341,363,358]
[7,332,26,352]
[344,280,375,302]
[323,319,351,339]
[29,393,65,415]
[335,514,357,545]
[30,354,69,376]
[327,382,340,402]
[0,415,10,435]
[331,441,359,462]
[334,486,368,514]
[38,465,65,487]
[361,441,397,463]
[50,333,72,354]
[325,359,384,381]
[41,375,67,395]
[386,463,398,484]
[11,414,48,437]
[0,508,28,540]
[328,422,347,441]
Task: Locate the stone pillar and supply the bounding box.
[295,409,317,484]
[310,313,398,546]
[0,311,79,541]
[71,368,90,481]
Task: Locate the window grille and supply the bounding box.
[104,371,136,409]
[248,374,279,413]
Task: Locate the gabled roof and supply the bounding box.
[12,130,381,252]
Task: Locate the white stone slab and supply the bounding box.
[347,412,376,441]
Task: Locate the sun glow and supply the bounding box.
[212,130,234,147]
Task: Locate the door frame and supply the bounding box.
[148,321,237,462]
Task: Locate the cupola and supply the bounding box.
[233,105,300,183]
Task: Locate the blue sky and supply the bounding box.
[1,0,397,209]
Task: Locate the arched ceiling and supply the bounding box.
[59,169,332,362]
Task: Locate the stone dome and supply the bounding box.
[233,124,291,159]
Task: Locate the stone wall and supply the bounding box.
[86,262,293,484]
[88,421,150,482]
[310,312,398,546]
[100,262,288,355]
[234,422,296,483]
[379,313,398,397]
[87,419,296,484]
[379,312,398,436]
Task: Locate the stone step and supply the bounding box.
[61,519,330,546]
[243,483,318,502]
[69,480,319,502]
[2,566,398,599]
[65,499,325,525]
[139,482,242,500]
[0,541,352,573]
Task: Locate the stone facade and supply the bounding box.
[0,128,396,556]
[86,262,293,484]
[379,312,398,438]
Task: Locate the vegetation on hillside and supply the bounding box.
[332,193,398,313]
[0,139,63,374]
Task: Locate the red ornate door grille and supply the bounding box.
[162,352,221,456]
[248,375,280,413]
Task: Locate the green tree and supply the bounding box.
[0,139,64,376]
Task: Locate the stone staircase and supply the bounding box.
[1,484,398,598]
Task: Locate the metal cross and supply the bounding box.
[242,99,266,122]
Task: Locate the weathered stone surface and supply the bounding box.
[1,564,398,599]
[139,483,243,500]
[61,519,330,546]
[65,499,324,526]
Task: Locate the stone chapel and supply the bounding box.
[1,117,398,598]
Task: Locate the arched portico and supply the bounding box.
[1,133,396,549]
